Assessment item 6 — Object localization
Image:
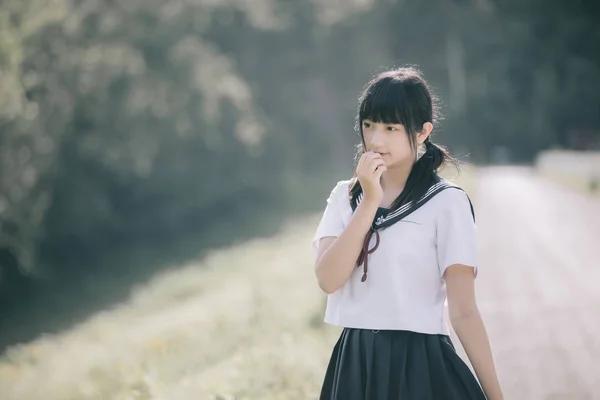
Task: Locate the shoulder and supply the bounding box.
[428,182,473,215]
[429,183,475,225]
[434,184,471,205]
[321,179,354,215]
[328,178,354,200]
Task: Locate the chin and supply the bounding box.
[388,159,412,170]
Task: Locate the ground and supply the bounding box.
[0,166,598,399]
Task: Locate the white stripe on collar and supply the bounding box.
[356,181,457,226]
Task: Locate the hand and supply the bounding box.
[356,151,386,206]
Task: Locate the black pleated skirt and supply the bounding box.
[320,328,487,400]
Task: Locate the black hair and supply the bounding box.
[349,67,457,209]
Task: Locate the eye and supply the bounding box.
[387,126,398,131]
[362,121,372,128]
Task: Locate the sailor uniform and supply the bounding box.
[312,177,486,400]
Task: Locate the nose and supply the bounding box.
[367,126,385,148]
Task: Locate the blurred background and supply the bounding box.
[1,0,599,399]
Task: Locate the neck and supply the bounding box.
[381,161,413,193]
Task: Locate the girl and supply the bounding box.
[312,67,503,400]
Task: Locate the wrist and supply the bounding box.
[361,192,381,206]
[357,196,380,213]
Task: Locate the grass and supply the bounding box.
[537,170,600,199]
[535,149,600,199]
[0,166,476,400]
[0,215,340,400]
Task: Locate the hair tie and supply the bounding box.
[424,140,437,159]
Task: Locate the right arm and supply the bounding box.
[314,151,386,294]
[315,199,379,294]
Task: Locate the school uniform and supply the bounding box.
[312,178,487,400]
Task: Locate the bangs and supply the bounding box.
[359,78,413,129]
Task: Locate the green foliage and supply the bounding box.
[0,0,598,295]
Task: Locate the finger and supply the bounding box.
[373,164,387,178]
[364,160,377,174]
[357,155,385,178]
[365,151,383,161]
[366,154,385,165]
[367,158,386,173]
[359,151,379,163]
[374,165,387,179]
[357,153,369,170]
[373,162,386,173]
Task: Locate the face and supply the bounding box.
[361,119,431,168]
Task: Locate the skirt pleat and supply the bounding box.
[319,328,487,400]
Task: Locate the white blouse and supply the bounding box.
[312,179,478,335]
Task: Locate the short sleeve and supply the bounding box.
[311,180,348,252]
[436,189,478,278]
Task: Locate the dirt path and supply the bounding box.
[451,166,600,399]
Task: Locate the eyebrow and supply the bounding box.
[363,120,402,125]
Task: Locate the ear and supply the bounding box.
[417,122,433,144]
